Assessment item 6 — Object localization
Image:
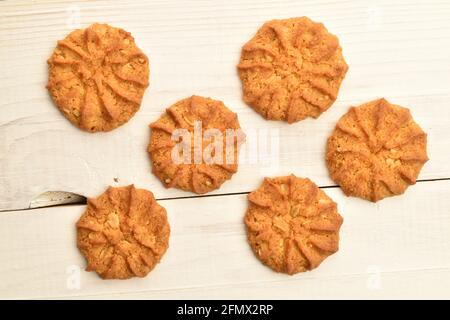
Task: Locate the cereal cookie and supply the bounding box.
[76,185,169,279]
[237,17,348,123]
[148,95,245,194]
[47,23,149,132]
[245,175,343,275]
[326,98,428,202]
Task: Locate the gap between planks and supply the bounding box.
[2,177,450,213]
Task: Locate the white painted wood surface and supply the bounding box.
[1,0,450,299]
[1,180,449,299]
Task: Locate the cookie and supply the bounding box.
[326,98,429,202]
[245,175,343,275]
[76,185,170,279]
[47,23,149,132]
[237,17,348,123]
[148,95,245,194]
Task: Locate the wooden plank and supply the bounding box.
[64,268,450,300]
[1,0,450,210]
[0,179,449,299]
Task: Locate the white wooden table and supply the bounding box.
[1,0,450,299]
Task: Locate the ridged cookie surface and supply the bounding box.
[238,17,348,123]
[326,98,428,202]
[76,185,169,279]
[245,175,343,275]
[149,96,245,194]
[47,23,149,132]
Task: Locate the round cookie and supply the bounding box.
[245,175,343,275]
[148,95,245,194]
[47,23,149,132]
[326,98,429,202]
[237,17,348,123]
[76,185,169,279]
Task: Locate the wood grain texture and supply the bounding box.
[1,0,450,210]
[0,180,449,299]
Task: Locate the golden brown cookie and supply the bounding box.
[148,95,245,194]
[326,98,429,202]
[76,185,169,279]
[245,175,343,275]
[47,23,149,132]
[237,17,348,123]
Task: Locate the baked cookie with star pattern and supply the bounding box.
[148,95,245,194]
[237,17,348,123]
[47,23,149,132]
[245,175,343,275]
[76,185,170,279]
[326,98,428,202]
